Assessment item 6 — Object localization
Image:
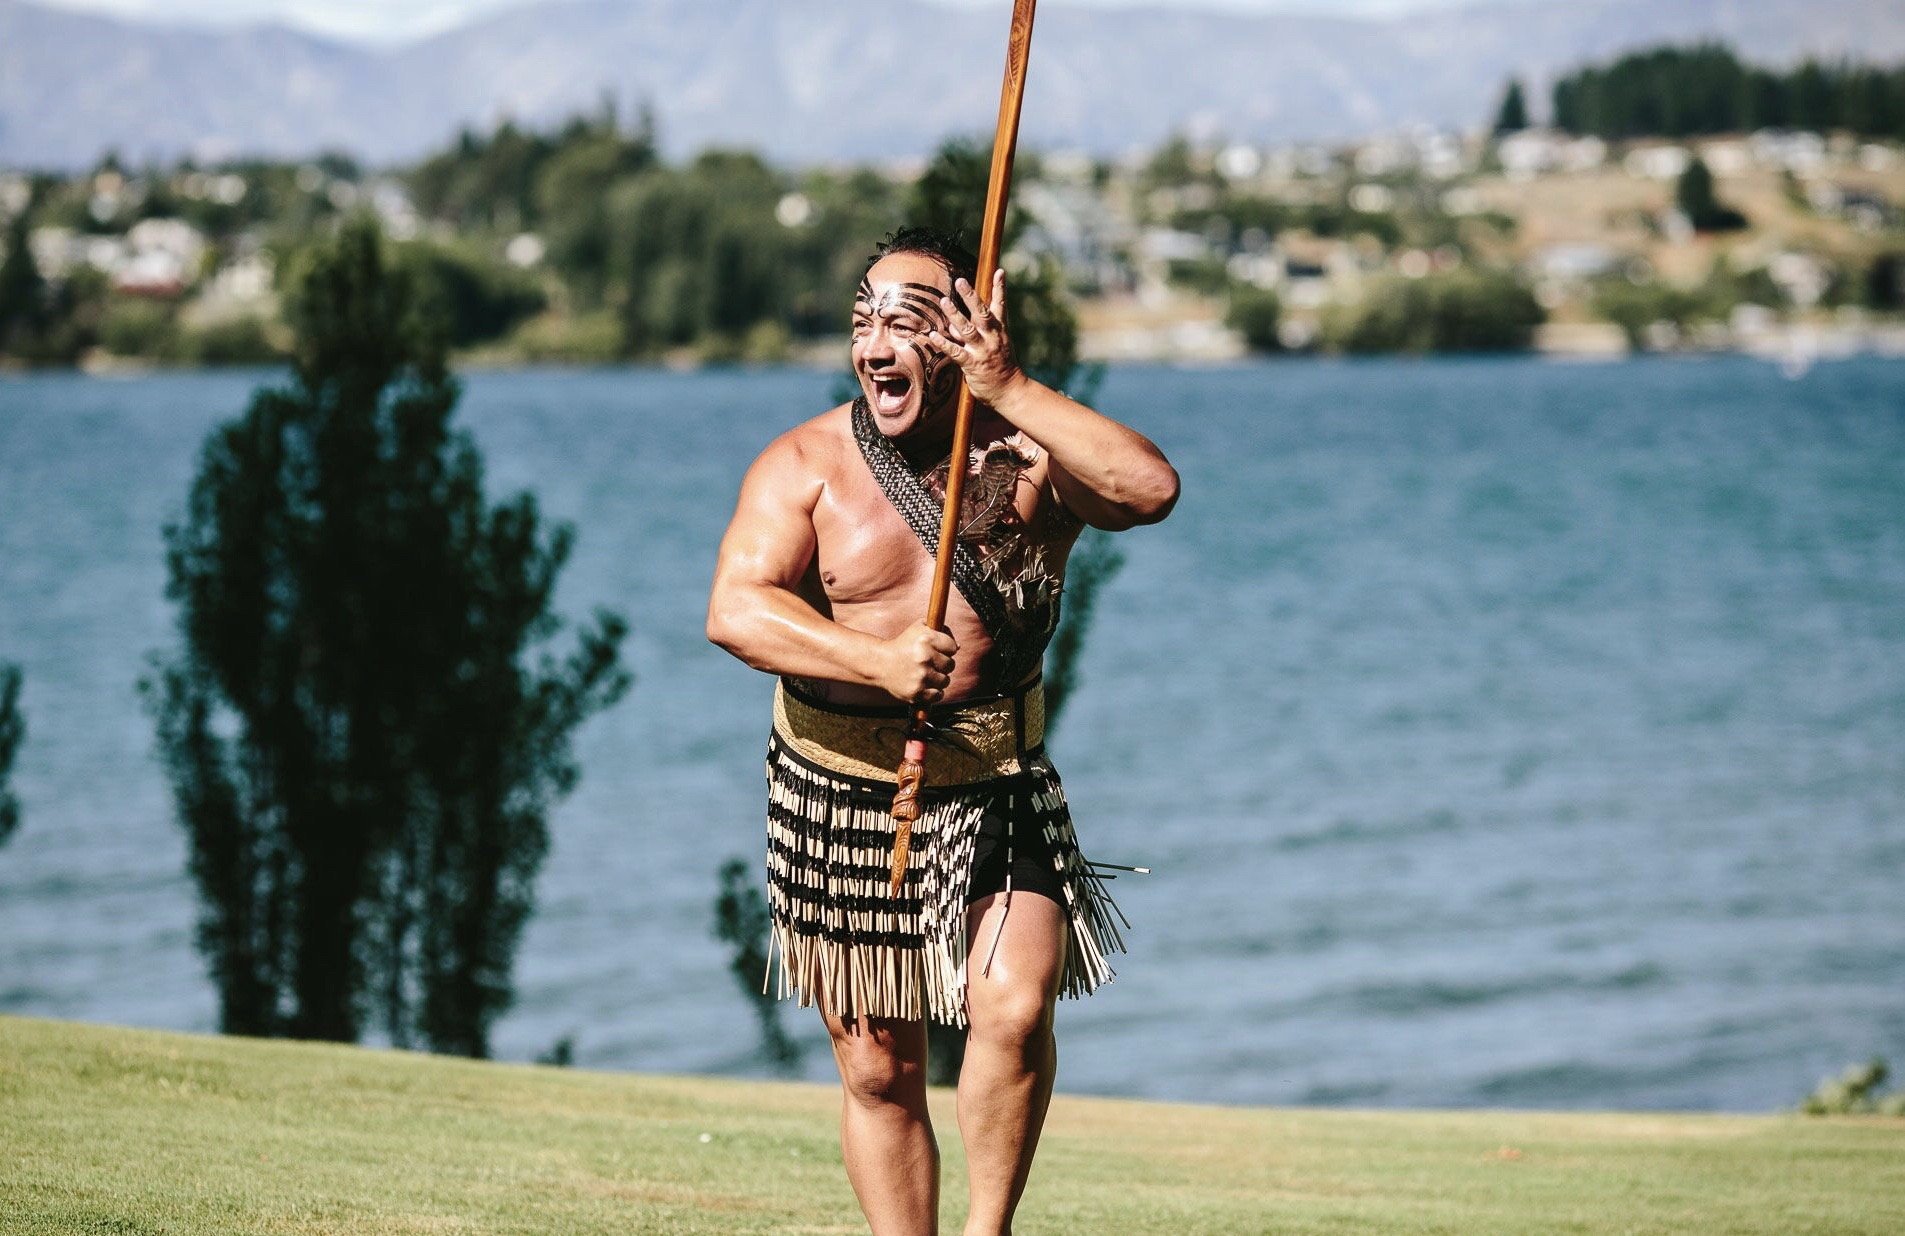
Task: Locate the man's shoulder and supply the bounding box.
[753,401,855,476]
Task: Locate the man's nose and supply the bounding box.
[863,325,899,362]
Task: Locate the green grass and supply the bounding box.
[2,1015,1901,1234]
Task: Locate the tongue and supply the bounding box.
[874,379,910,412]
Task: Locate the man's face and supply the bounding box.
[851,252,962,439]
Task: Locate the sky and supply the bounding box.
[39,0,1542,45]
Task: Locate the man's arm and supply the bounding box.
[926,271,1180,531]
[706,431,958,703]
[990,377,1179,531]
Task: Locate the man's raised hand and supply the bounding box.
[923,269,1025,408]
[881,621,958,705]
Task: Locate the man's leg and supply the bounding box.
[822,1010,939,1235]
[956,891,1067,1236]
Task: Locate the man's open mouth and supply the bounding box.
[870,374,913,415]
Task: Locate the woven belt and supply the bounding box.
[772,676,1045,786]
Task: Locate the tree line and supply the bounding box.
[406,102,909,362]
[1548,44,1905,140]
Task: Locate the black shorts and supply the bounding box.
[965,775,1069,906]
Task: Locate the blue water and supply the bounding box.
[1,356,1901,1111]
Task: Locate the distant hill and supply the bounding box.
[3,0,1903,169]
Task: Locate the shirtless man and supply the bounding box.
[707,227,1177,1236]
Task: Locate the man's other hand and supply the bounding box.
[881,622,958,704]
[923,270,1025,409]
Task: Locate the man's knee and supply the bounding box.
[827,1016,927,1110]
[968,982,1055,1054]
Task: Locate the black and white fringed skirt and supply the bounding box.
[763,676,1128,1027]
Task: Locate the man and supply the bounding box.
[707,227,1177,1235]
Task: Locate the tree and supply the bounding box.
[1865,251,1905,311]
[398,239,546,348]
[146,214,629,1056]
[713,858,804,1073]
[1676,156,1747,233]
[0,664,22,848]
[1323,269,1543,354]
[1493,79,1530,134]
[0,210,47,357]
[1226,287,1284,354]
[1548,43,1905,141]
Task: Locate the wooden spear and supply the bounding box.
[889,0,1040,894]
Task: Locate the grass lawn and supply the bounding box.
[2,1014,1901,1234]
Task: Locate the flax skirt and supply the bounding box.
[763,677,1127,1027]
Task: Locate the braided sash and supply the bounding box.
[850,397,1048,687]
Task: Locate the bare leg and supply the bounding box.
[957,891,1066,1236]
[822,1010,939,1236]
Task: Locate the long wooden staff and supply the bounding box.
[890,0,1040,894]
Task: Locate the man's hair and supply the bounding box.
[864,226,978,286]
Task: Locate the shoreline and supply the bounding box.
[4,328,1902,380]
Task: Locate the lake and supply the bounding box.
[1,355,1901,1111]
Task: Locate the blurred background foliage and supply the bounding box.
[9,38,1905,372]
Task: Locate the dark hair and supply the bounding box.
[864,225,978,286]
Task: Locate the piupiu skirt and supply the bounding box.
[763,676,1126,1027]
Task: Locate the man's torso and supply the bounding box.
[786,401,1081,706]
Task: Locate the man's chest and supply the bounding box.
[810,451,1048,607]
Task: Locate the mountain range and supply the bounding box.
[3,0,1903,170]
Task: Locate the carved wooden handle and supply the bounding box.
[890,742,927,894]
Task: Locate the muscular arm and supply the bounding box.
[989,375,1180,531]
[706,432,955,701]
[929,271,1180,531]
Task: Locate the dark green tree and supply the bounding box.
[535,126,659,308]
[146,214,629,1056]
[1549,43,1905,140]
[609,152,787,357]
[0,210,47,358]
[1493,79,1530,134]
[398,240,546,348]
[1676,156,1747,232]
[0,664,22,847]
[1226,287,1284,355]
[714,858,804,1073]
[1865,251,1905,310]
[1324,270,1544,354]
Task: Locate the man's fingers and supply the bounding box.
[939,293,979,340]
[953,278,997,332]
[923,329,970,356]
[917,328,961,356]
[929,652,955,674]
[925,630,958,655]
[990,269,1007,323]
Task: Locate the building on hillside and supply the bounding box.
[1748,131,1826,174]
[1623,144,1691,181]
[27,227,118,280]
[1018,181,1134,295]
[0,174,31,224]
